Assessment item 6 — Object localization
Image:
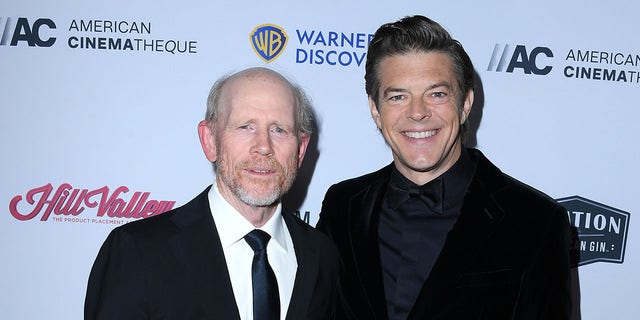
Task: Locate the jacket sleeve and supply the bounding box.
[516,205,573,320]
[84,228,148,320]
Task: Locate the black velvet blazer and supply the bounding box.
[317,149,572,320]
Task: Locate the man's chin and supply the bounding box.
[238,189,281,207]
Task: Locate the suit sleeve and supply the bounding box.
[84,228,147,320]
[517,205,573,320]
[315,184,337,236]
[315,185,359,320]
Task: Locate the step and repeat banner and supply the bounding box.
[1,1,637,319]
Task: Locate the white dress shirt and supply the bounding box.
[208,183,298,320]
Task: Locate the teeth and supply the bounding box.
[252,169,270,173]
[404,130,437,139]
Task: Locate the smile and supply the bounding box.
[403,130,437,139]
[250,169,272,173]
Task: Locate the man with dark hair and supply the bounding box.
[85,67,339,320]
[317,15,572,319]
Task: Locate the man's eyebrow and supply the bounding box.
[427,82,452,90]
[383,87,408,96]
[383,82,453,96]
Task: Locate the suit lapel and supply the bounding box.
[348,166,391,319]
[442,151,509,267]
[168,188,241,320]
[283,213,318,319]
[408,151,508,319]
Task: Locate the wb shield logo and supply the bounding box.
[250,24,288,63]
[558,196,630,266]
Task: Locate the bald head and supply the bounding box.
[205,67,314,138]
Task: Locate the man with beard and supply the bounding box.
[85,67,340,320]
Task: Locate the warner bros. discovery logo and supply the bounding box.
[250,23,288,63]
[557,196,630,266]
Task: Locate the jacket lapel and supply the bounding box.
[408,151,509,319]
[283,213,318,320]
[348,165,392,319]
[168,187,241,320]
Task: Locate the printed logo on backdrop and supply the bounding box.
[249,22,373,67]
[487,43,640,85]
[9,183,176,225]
[1,16,197,54]
[557,196,630,266]
[250,24,288,63]
[0,17,56,47]
[487,44,553,75]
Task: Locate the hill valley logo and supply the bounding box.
[558,196,630,266]
[9,183,176,225]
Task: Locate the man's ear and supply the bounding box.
[297,133,311,168]
[461,89,474,125]
[197,120,217,162]
[369,97,382,129]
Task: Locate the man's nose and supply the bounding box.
[251,129,274,156]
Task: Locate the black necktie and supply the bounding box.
[245,229,280,320]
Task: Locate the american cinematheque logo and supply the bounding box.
[487,43,640,85]
[1,16,198,54]
[558,196,630,266]
[9,183,175,225]
[249,22,373,67]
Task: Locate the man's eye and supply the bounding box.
[388,95,404,102]
[272,127,285,133]
[238,124,252,130]
[430,91,450,104]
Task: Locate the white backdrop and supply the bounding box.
[1,1,637,319]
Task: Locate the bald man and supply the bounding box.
[85,67,339,320]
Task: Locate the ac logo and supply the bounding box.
[250,24,288,63]
[488,44,553,75]
[1,17,56,47]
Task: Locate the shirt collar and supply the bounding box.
[388,148,476,211]
[207,183,288,251]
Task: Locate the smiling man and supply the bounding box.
[316,15,572,319]
[85,67,339,320]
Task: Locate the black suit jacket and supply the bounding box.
[317,149,572,320]
[85,186,339,320]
